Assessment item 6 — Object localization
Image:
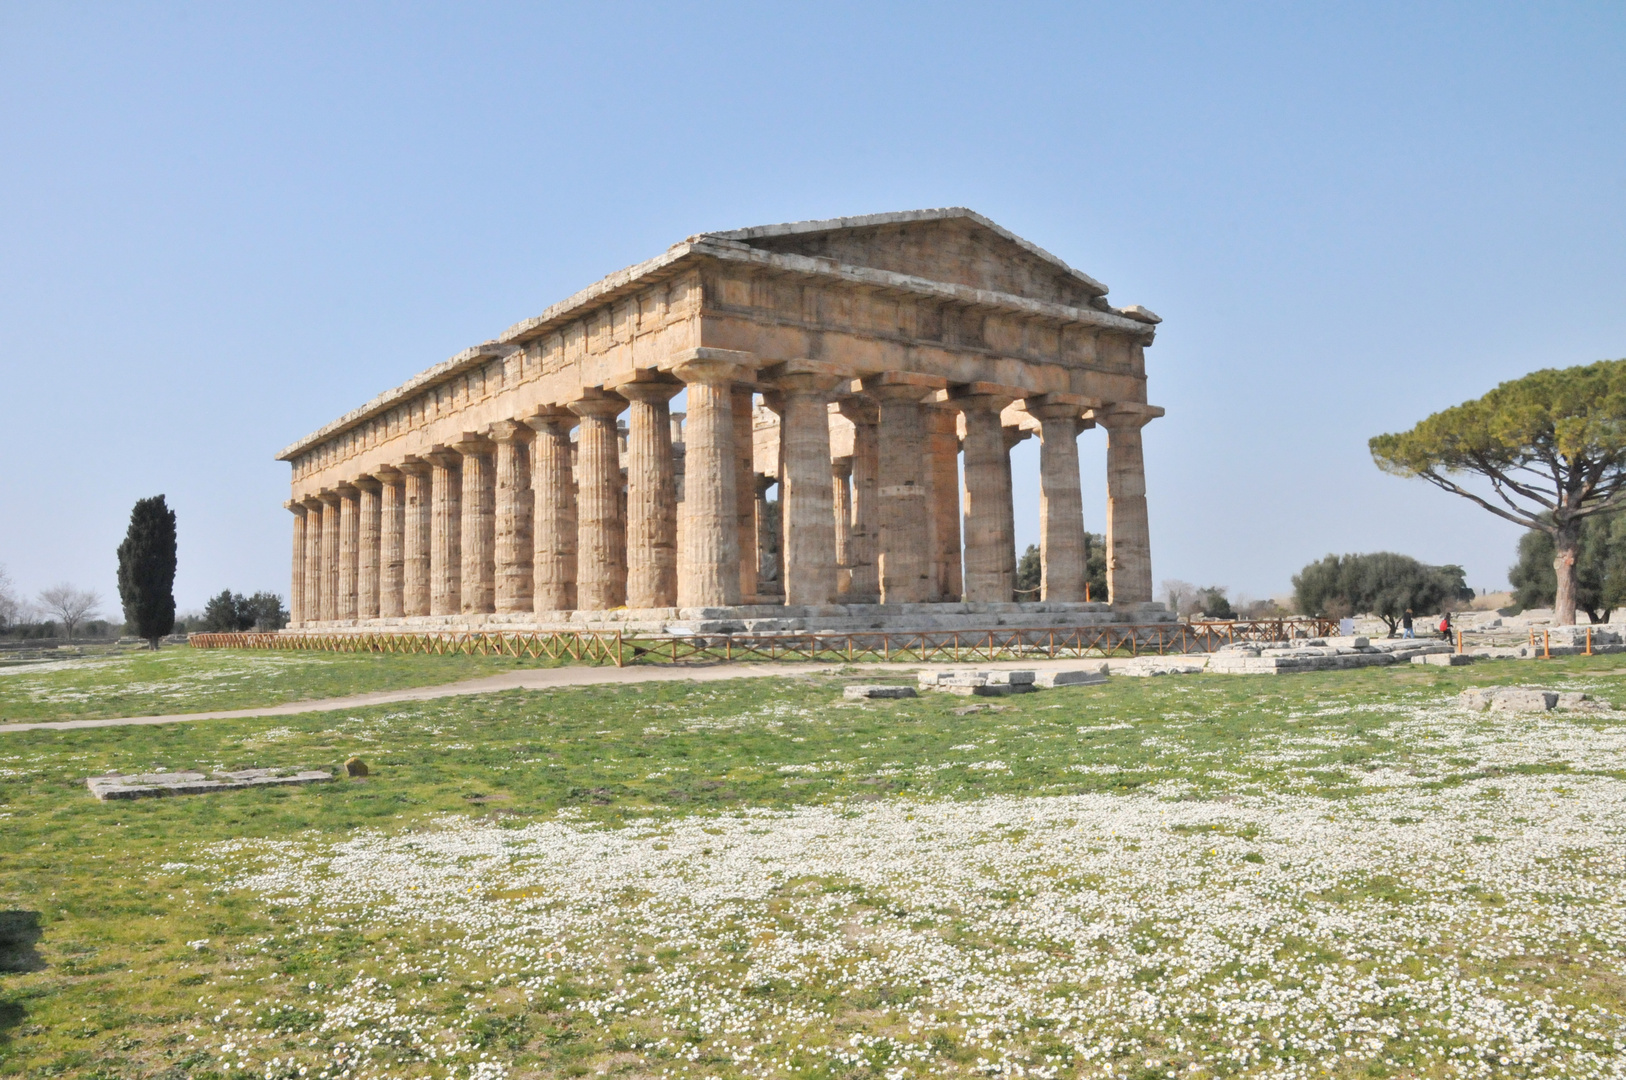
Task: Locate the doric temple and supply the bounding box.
[277,208,1166,632]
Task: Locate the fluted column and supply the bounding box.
[862,375,935,604]
[302,496,325,625]
[335,484,360,621]
[400,458,432,617]
[832,456,853,595]
[1002,424,1032,595]
[426,446,463,616]
[1025,396,1091,602]
[354,476,382,620]
[837,397,880,603]
[569,393,628,611]
[732,387,758,602]
[453,433,496,615]
[619,380,681,609]
[318,491,341,622]
[376,466,405,619]
[489,421,535,614]
[925,404,962,602]
[950,387,1018,603]
[776,373,843,606]
[525,408,578,612]
[286,501,307,627]
[1102,406,1161,604]
[675,355,748,608]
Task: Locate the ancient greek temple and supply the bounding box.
[277,209,1165,632]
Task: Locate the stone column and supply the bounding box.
[675,355,748,608]
[831,456,853,595]
[774,373,843,606]
[925,404,962,602]
[319,491,342,622]
[286,501,307,626]
[525,408,578,612]
[837,397,880,603]
[376,466,405,619]
[302,496,325,624]
[426,446,463,616]
[1027,394,1092,603]
[400,458,433,617]
[754,475,778,593]
[1102,406,1161,604]
[950,387,1018,603]
[335,484,360,621]
[354,476,382,620]
[489,421,535,614]
[862,375,937,604]
[1002,424,1032,594]
[453,433,496,615]
[569,392,628,611]
[619,380,681,609]
[732,387,759,602]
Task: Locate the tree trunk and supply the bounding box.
[1553,522,1581,625]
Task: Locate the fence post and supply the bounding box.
[1456,629,1463,655]
[1587,626,1593,656]
[1544,629,1551,659]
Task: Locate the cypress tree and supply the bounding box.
[117,495,177,648]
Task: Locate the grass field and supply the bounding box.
[0,648,574,723]
[2,653,1625,1078]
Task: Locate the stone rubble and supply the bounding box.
[87,768,333,801]
[1457,687,1607,713]
[842,685,918,700]
[1206,636,1455,675]
[916,666,1107,696]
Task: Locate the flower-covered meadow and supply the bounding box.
[1,659,1624,1078]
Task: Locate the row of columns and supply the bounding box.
[286,362,1155,626]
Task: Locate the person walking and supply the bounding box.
[1402,609,1415,638]
[1439,611,1452,640]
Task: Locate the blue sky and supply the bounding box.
[2,2,1623,613]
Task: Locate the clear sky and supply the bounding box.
[2,2,1623,614]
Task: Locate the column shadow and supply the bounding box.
[0,910,43,1044]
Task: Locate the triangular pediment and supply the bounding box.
[704,208,1107,308]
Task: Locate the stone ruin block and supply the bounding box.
[87,768,333,801]
[843,684,918,700]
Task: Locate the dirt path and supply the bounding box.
[0,658,1120,733]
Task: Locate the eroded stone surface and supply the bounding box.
[87,769,332,801]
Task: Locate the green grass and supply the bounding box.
[1,655,1625,1078]
[0,647,580,723]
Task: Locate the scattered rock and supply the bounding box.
[843,685,917,700]
[344,757,369,777]
[1458,687,1558,713]
[1033,667,1108,688]
[1412,653,1474,666]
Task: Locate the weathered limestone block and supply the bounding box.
[1034,667,1108,687]
[88,769,333,800]
[1411,653,1473,666]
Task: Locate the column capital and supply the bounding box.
[399,455,432,477]
[284,499,306,514]
[317,488,343,506]
[425,445,463,469]
[947,382,1027,413]
[334,481,360,498]
[374,463,404,483]
[1094,402,1165,429]
[671,347,755,386]
[860,371,947,403]
[351,474,383,493]
[566,389,628,419]
[836,395,878,424]
[487,419,535,443]
[522,405,577,432]
[831,454,853,480]
[614,379,683,405]
[301,494,326,512]
[1023,392,1104,423]
[450,431,495,455]
[1002,424,1034,450]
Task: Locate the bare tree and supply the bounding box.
[36,584,102,641]
[0,565,20,629]
[1159,579,1198,617]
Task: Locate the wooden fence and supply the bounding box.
[189,618,1340,666]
